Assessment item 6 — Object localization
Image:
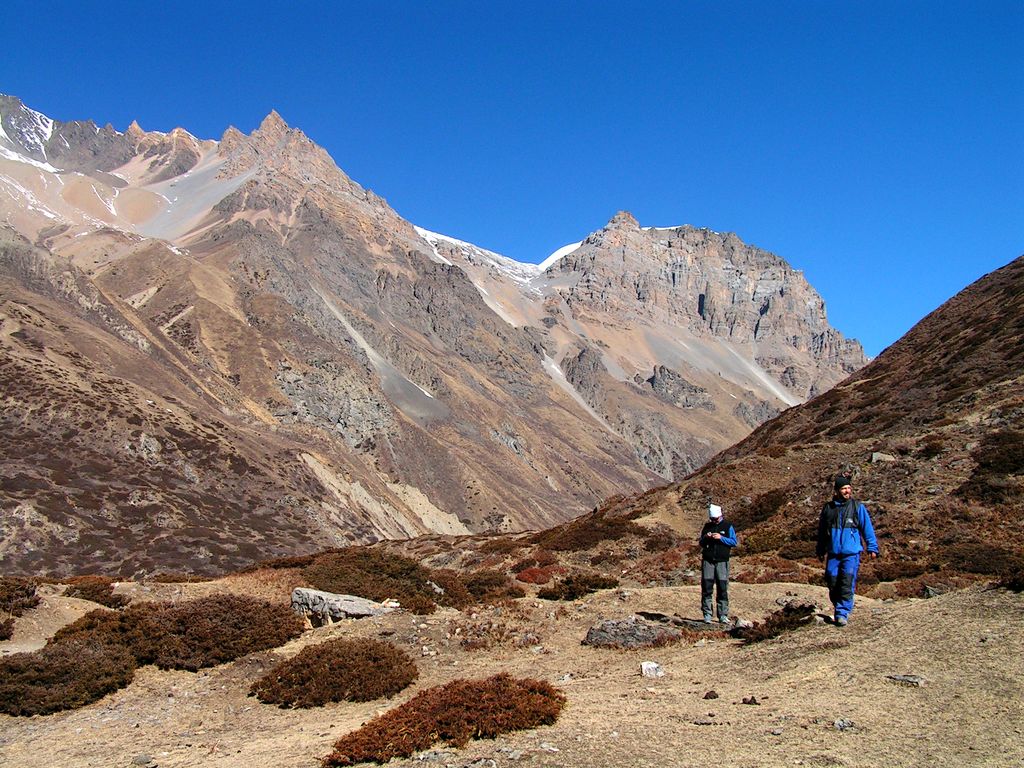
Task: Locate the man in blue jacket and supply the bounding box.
[817,475,879,626]
[699,503,738,624]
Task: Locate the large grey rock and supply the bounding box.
[581,616,683,649]
[291,587,395,626]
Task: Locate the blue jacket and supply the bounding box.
[816,499,878,558]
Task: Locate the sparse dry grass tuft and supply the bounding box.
[321,673,566,766]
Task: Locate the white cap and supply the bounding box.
[708,503,723,519]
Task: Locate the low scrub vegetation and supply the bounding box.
[530,508,645,552]
[2,594,304,716]
[303,547,516,614]
[64,575,129,608]
[1,576,39,640]
[0,637,136,716]
[735,602,815,644]
[461,569,525,602]
[251,637,417,708]
[322,673,566,766]
[537,572,619,601]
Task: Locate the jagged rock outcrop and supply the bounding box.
[553,212,865,400]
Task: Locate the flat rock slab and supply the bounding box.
[635,610,728,633]
[291,587,395,626]
[582,616,684,648]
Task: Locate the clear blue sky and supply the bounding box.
[4,1,1021,357]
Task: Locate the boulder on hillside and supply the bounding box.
[291,587,396,627]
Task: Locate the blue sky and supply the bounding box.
[4,1,1021,357]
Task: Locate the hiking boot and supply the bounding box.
[835,615,848,627]
[703,615,713,624]
[719,616,731,625]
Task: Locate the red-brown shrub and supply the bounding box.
[0,637,136,716]
[461,569,525,602]
[303,548,469,615]
[140,595,305,671]
[515,566,560,585]
[0,618,14,641]
[322,674,566,766]
[537,572,619,601]
[530,510,645,552]
[0,576,39,617]
[735,602,815,644]
[51,595,304,672]
[64,575,129,608]
[251,638,417,708]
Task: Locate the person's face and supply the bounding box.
[837,484,853,500]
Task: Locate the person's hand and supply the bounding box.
[710,533,721,540]
[870,552,878,559]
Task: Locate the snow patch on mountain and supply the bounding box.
[539,241,581,271]
[0,144,60,174]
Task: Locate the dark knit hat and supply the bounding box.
[834,475,853,492]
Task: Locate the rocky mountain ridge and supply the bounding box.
[1,94,865,576]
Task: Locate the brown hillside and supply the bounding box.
[565,255,1024,594]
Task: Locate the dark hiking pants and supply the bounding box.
[701,559,729,620]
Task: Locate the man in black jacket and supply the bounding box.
[699,503,738,624]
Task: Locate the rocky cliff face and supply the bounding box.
[553,211,865,399]
[0,94,867,576]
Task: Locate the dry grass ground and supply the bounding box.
[1,576,1021,768]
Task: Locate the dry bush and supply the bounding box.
[510,548,558,573]
[322,673,566,766]
[0,618,13,641]
[140,595,304,671]
[250,638,417,708]
[52,595,303,672]
[739,527,788,555]
[303,548,471,615]
[735,602,815,644]
[537,572,619,601]
[0,637,136,716]
[478,537,526,555]
[50,606,151,654]
[64,575,129,609]
[776,539,817,560]
[0,576,40,618]
[940,542,1024,576]
[590,550,622,567]
[461,570,525,602]
[515,566,560,585]
[732,488,790,528]
[958,429,1024,503]
[994,568,1024,592]
[530,509,645,552]
[643,527,679,553]
[149,572,212,583]
[868,559,930,582]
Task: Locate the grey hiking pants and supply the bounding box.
[701,559,729,619]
